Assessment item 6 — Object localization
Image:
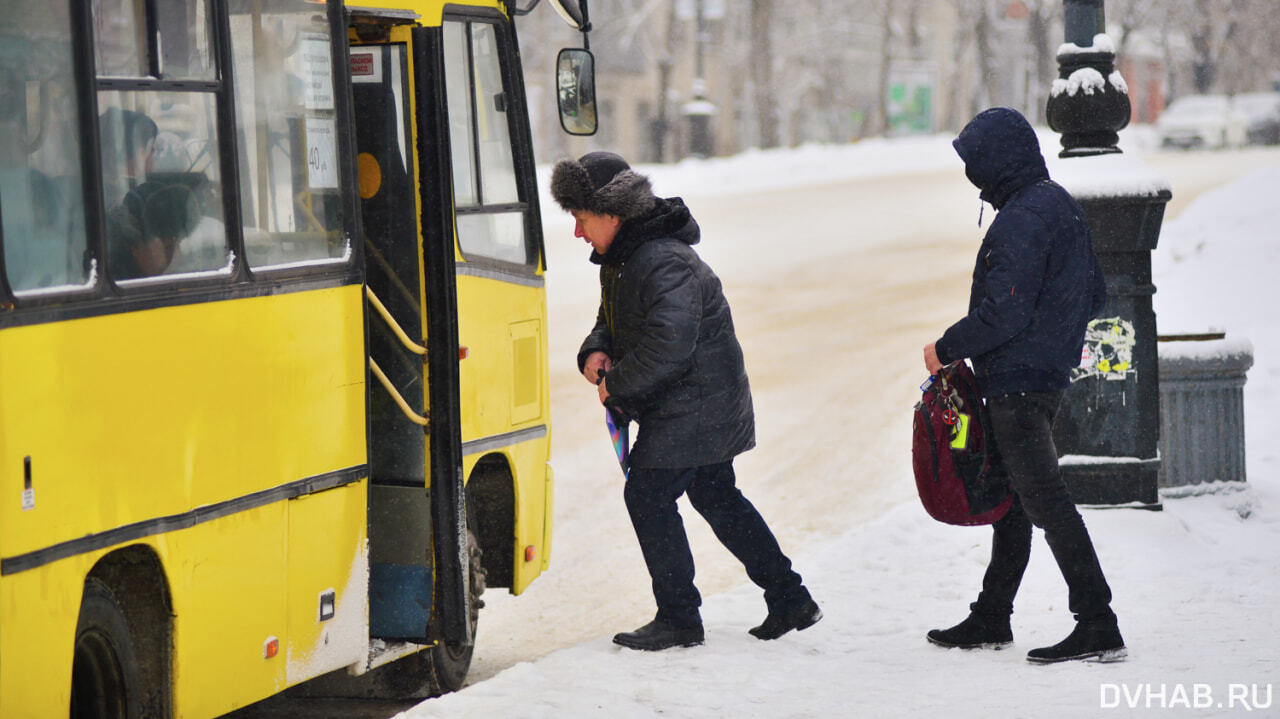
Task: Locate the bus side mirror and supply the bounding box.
[556,48,597,136]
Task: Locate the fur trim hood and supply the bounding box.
[550,152,657,220]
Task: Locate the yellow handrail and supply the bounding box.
[369,358,430,428]
[365,286,426,356]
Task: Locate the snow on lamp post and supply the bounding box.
[1046,0,1171,507]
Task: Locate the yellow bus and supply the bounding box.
[0,0,596,715]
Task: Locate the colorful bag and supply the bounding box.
[912,361,1012,525]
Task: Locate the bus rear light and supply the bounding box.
[459,346,469,360]
[263,636,279,659]
[524,545,536,562]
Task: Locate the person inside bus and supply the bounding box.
[551,151,821,651]
[99,107,158,209]
[106,180,196,279]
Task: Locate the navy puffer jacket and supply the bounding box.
[577,197,755,469]
[935,108,1107,398]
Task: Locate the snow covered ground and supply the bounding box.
[400,132,1280,718]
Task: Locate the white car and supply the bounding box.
[1157,95,1247,149]
[1234,92,1280,145]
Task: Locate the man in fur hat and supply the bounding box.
[551,151,821,651]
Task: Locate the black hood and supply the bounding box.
[952,107,1048,209]
[591,197,700,265]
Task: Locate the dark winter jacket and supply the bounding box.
[935,108,1107,398]
[577,197,756,469]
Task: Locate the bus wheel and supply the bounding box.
[71,578,142,719]
[426,527,487,695]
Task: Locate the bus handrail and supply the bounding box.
[365,286,427,356]
[368,358,430,428]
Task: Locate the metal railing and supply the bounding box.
[365,285,429,428]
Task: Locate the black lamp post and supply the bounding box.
[1047,0,1171,508]
[1046,0,1129,156]
[683,0,715,158]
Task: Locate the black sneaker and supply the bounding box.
[749,598,823,640]
[1027,624,1127,664]
[613,620,704,651]
[927,612,1013,650]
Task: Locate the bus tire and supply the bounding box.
[71,578,142,719]
[425,527,486,695]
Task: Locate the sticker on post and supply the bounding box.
[1072,317,1136,382]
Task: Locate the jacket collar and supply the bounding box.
[591,197,700,265]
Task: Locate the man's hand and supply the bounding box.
[923,342,943,375]
[583,351,612,385]
[597,376,610,405]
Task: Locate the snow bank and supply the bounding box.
[538,125,1160,205]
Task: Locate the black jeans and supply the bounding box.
[973,391,1118,629]
[624,460,806,628]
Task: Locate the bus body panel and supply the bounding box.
[0,287,366,556]
[0,0,559,711]
[0,548,96,713]
[0,286,369,716]
[456,272,551,594]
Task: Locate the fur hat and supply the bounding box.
[550,151,657,220]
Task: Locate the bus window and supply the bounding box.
[229,0,347,270]
[470,24,519,206]
[92,0,147,77]
[443,18,533,267]
[93,0,228,283]
[443,22,477,208]
[97,91,228,280]
[154,0,216,79]
[93,0,215,80]
[0,2,91,295]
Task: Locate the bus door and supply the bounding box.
[351,13,470,647]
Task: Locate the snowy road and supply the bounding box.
[225,138,1280,717]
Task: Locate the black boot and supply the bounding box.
[927,611,1013,649]
[613,619,704,651]
[1027,623,1126,664]
[749,598,823,640]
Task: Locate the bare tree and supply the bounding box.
[750,0,780,148]
[1022,0,1058,124]
[870,0,895,136]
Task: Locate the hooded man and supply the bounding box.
[551,151,820,651]
[923,108,1124,663]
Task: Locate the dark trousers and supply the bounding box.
[974,391,1118,629]
[624,460,806,628]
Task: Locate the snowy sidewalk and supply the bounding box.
[399,487,1278,718]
